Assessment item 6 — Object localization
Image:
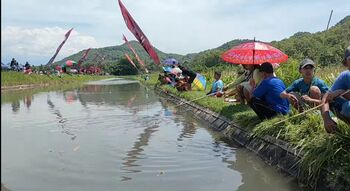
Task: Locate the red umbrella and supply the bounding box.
[221,41,288,65]
[65,60,77,67]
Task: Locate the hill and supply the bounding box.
[52,41,185,70]
[271,15,350,66]
[53,15,349,74]
[187,15,349,70]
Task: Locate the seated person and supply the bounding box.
[171,65,182,78]
[280,58,329,112]
[321,46,350,133]
[178,64,197,90]
[158,73,168,85]
[23,61,32,74]
[236,64,262,104]
[175,78,191,91]
[249,62,290,120]
[223,64,250,98]
[206,71,224,97]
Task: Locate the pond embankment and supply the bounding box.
[1,72,110,91]
[154,85,350,191]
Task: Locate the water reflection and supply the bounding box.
[63,90,78,104]
[224,148,299,191]
[1,78,303,191]
[76,83,158,111]
[177,120,197,142]
[159,98,197,143]
[1,183,11,191]
[11,100,20,113]
[23,95,33,109]
[47,95,76,140]
[121,115,161,180]
[9,94,33,113]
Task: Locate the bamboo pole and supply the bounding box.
[174,92,216,108]
[274,90,350,126]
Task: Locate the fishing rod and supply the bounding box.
[173,92,217,108]
[274,89,350,126]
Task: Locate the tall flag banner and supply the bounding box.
[123,34,145,67]
[78,48,91,66]
[118,0,160,65]
[97,56,106,66]
[91,54,100,63]
[123,34,148,73]
[47,28,74,65]
[125,53,138,69]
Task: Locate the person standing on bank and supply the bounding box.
[280,58,329,112]
[249,62,289,120]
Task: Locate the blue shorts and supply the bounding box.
[330,97,350,117]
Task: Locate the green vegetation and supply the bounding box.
[1,71,110,87]
[52,41,185,74]
[1,81,94,105]
[272,16,350,67]
[4,15,348,189]
[136,57,349,189]
[53,16,349,76]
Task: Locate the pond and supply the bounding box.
[1,78,304,191]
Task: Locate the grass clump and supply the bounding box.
[1,71,110,87]
[136,64,349,188]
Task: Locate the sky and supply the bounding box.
[1,0,349,65]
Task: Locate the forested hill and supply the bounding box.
[54,15,349,73]
[53,41,185,70]
[186,15,349,70]
[271,15,350,66]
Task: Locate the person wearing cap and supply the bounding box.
[249,62,289,120]
[206,71,224,97]
[321,46,350,133]
[280,58,329,112]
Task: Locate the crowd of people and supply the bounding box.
[158,62,197,91]
[158,47,350,133]
[2,58,106,76]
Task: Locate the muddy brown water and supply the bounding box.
[1,78,305,191]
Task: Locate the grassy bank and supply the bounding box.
[1,71,110,87]
[136,62,349,189]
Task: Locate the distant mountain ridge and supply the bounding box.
[54,15,349,70]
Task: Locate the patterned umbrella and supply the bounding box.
[221,41,288,65]
[163,58,179,65]
[65,60,77,67]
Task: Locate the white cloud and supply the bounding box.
[1,26,101,65]
[1,0,349,64]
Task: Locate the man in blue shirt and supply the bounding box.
[321,46,350,133]
[207,71,224,97]
[280,58,329,112]
[249,62,289,120]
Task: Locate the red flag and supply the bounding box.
[123,34,149,73]
[118,0,160,65]
[97,56,105,66]
[47,28,73,65]
[91,54,100,63]
[78,48,91,66]
[82,48,91,60]
[124,53,138,69]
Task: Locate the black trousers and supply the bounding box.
[248,97,278,120]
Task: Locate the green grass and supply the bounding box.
[137,65,349,188]
[1,71,110,87]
